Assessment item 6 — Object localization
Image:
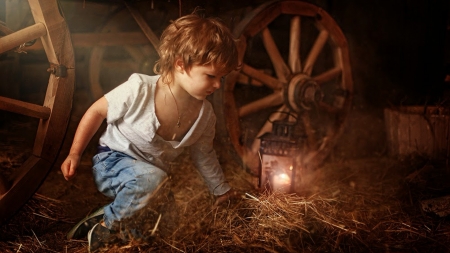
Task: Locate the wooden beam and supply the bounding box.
[26,32,149,50]
[125,2,160,49]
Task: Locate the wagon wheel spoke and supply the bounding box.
[303,30,328,75]
[0,97,51,119]
[289,16,301,73]
[237,73,264,86]
[303,30,329,76]
[0,0,75,223]
[241,64,283,89]
[312,66,341,85]
[261,27,291,82]
[238,91,283,117]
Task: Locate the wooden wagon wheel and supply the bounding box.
[89,1,178,99]
[0,0,75,224]
[214,0,353,183]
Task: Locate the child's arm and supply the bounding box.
[60,97,108,181]
[190,113,231,196]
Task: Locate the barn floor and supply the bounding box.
[1,87,450,253]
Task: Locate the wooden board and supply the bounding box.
[384,106,450,159]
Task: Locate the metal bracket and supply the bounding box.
[47,64,67,77]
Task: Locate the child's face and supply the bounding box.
[177,63,228,100]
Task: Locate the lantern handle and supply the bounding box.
[267,110,298,124]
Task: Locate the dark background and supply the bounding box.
[1,0,450,158]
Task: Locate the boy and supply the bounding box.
[61,13,239,252]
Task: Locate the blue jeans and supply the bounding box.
[92,150,167,231]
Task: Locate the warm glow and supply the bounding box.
[279,173,289,180]
[273,173,291,189]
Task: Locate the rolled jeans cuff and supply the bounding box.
[212,181,231,196]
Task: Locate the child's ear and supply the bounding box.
[175,59,184,73]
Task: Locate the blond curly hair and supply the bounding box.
[154,13,239,84]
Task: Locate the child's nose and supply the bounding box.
[213,79,221,89]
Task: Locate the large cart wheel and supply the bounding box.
[214,0,353,179]
[89,1,178,99]
[0,0,75,224]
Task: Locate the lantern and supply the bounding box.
[259,119,300,193]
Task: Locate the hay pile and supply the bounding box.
[1,146,450,252]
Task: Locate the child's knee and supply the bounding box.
[133,168,167,193]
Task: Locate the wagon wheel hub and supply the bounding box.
[285,73,322,112]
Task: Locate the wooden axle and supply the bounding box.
[0,22,46,54]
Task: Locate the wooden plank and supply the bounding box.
[0,96,51,119]
[397,110,409,155]
[408,106,431,156]
[408,108,422,155]
[390,108,399,155]
[434,114,450,159]
[385,106,450,158]
[384,108,396,155]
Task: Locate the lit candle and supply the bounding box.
[272,172,291,192]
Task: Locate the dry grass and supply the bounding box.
[1,148,450,253]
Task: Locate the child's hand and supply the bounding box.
[213,189,241,207]
[60,153,81,181]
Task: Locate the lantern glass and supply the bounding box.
[260,154,295,193]
[259,120,299,193]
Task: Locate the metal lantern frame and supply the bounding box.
[259,113,302,193]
